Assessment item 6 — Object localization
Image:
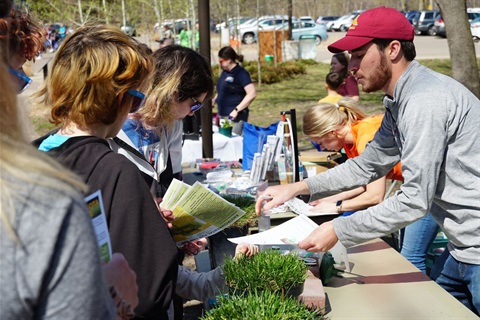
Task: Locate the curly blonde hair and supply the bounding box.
[35,24,152,128]
[303,97,365,138]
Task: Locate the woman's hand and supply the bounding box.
[155,197,174,229]
[228,108,238,120]
[310,201,337,213]
[103,253,138,310]
[181,238,208,255]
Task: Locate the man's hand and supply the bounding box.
[255,181,309,215]
[234,243,259,259]
[298,221,338,252]
[103,253,138,310]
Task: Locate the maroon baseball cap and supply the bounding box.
[328,6,414,53]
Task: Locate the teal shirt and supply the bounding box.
[38,134,70,151]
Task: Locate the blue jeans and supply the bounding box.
[435,250,480,316]
[401,213,439,273]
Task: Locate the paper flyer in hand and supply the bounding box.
[162,179,246,245]
[85,190,112,263]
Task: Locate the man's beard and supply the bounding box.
[362,52,391,93]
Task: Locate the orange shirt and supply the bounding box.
[344,115,403,181]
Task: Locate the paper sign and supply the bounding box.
[85,190,112,263]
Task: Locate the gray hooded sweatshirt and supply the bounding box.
[305,60,480,265]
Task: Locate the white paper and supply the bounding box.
[286,197,340,217]
[85,190,112,263]
[228,214,318,245]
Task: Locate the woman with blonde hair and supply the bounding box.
[303,97,440,274]
[115,44,213,196]
[34,25,180,319]
[0,60,115,317]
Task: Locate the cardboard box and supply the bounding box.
[300,151,340,178]
[302,161,337,178]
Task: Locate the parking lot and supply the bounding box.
[139,31,479,64]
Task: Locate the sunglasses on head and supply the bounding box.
[8,66,32,93]
[126,89,146,113]
[190,97,203,112]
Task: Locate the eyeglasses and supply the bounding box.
[126,89,146,113]
[190,97,203,112]
[310,140,322,152]
[8,66,32,93]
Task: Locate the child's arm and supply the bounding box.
[175,243,259,301]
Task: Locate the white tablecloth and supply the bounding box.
[182,133,243,164]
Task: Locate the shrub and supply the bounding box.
[212,60,312,85]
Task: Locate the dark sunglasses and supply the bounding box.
[8,66,32,93]
[126,89,146,113]
[190,97,203,112]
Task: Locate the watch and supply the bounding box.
[336,200,344,214]
[234,107,239,112]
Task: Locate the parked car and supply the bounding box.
[433,14,446,37]
[411,10,439,35]
[330,14,356,32]
[299,16,315,23]
[316,16,340,31]
[238,15,295,44]
[434,11,480,38]
[215,16,252,33]
[405,10,420,24]
[471,16,480,40]
[277,21,328,45]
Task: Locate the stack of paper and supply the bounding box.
[249,135,281,184]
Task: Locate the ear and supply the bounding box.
[387,40,402,61]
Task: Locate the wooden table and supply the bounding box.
[323,239,478,319]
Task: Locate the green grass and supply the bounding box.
[200,290,324,320]
[223,249,308,293]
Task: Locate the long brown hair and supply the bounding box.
[134,45,213,130]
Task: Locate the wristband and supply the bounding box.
[336,200,343,214]
[110,286,135,319]
[234,107,239,112]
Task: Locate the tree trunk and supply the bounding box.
[77,0,84,24]
[436,0,480,97]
